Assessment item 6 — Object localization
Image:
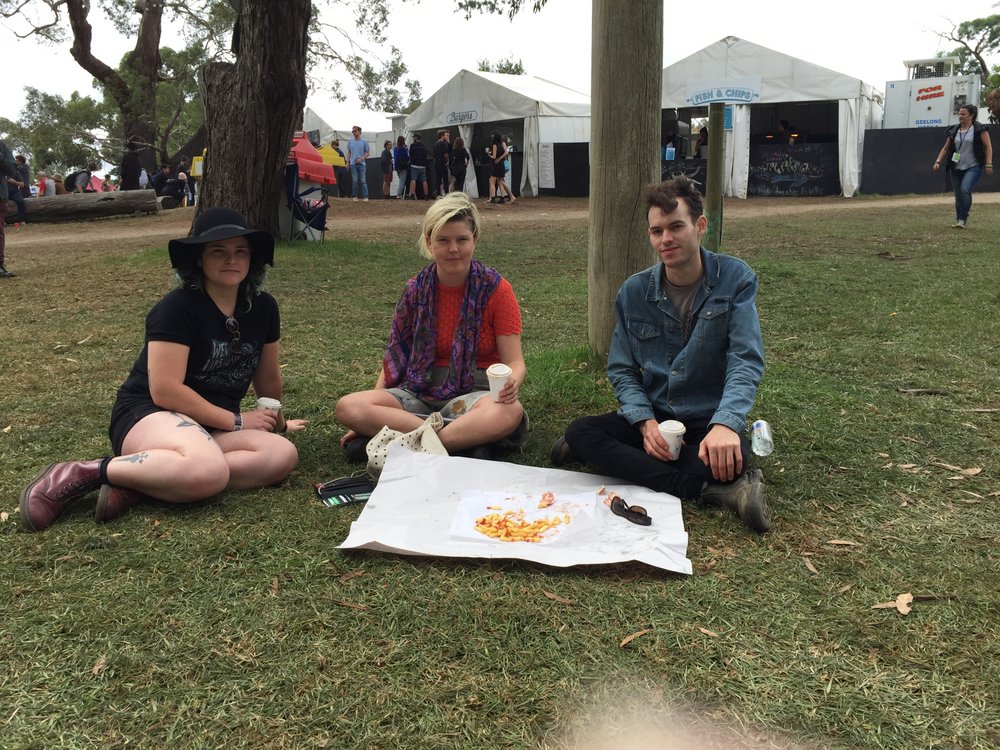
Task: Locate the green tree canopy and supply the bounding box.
[477,56,526,75]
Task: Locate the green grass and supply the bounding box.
[1,202,999,749]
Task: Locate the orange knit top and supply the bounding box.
[433,278,522,368]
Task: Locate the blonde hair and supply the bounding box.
[418,192,482,259]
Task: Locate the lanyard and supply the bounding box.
[956,126,972,150]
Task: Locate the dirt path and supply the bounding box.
[7,192,993,267]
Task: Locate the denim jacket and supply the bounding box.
[607,247,764,434]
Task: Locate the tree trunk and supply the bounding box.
[588,0,664,357]
[65,0,161,174]
[198,0,312,236]
[5,191,158,223]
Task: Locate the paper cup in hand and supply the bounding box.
[486,363,513,402]
[256,397,286,433]
[657,419,685,459]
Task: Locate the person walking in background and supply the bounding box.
[331,139,349,198]
[933,103,993,229]
[381,140,393,199]
[408,133,430,200]
[14,155,31,198]
[0,137,17,277]
[120,138,142,190]
[503,137,515,200]
[18,208,305,531]
[450,136,470,195]
[347,126,370,202]
[486,131,511,205]
[7,155,29,222]
[393,135,410,199]
[433,129,451,198]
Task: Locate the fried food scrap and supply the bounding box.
[486,505,502,510]
[475,509,563,543]
[597,485,607,495]
[538,491,555,509]
[603,490,622,508]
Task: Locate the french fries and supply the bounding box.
[475,509,563,543]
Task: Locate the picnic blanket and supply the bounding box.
[338,445,692,575]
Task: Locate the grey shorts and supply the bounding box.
[386,367,529,448]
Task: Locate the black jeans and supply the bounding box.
[435,162,449,195]
[564,412,750,499]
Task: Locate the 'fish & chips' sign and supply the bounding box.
[685,77,762,106]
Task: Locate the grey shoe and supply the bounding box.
[701,468,771,533]
[549,436,575,467]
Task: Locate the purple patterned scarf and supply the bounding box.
[383,259,501,400]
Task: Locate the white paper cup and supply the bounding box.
[256,397,286,433]
[657,419,685,459]
[486,363,513,402]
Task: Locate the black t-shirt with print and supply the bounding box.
[114,287,280,413]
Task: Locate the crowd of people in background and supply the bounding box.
[328,127,517,204]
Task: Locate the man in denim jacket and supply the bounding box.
[552,177,770,532]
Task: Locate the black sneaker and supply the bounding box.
[343,436,370,463]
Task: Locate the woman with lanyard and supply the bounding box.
[19,208,305,531]
[933,104,993,228]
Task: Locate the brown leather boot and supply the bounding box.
[19,459,104,531]
[95,485,146,524]
[701,468,771,533]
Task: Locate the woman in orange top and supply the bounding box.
[336,192,527,460]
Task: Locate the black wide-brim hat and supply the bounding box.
[168,207,275,269]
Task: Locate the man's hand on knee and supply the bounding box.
[698,424,743,482]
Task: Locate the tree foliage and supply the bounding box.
[940,14,1000,81]
[477,56,526,75]
[1,88,110,173]
[456,0,547,20]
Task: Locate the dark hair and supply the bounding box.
[15,155,26,164]
[491,131,503,145]
[455,136,465,149]
[384,140,392,149]
[396,135,406,147]
[644,176,704,222]
[413,133,422,142]
[174,250,269,313]
[960,104,979,120]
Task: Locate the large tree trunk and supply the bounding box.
[198,1,312,236]
[588,0,663,357]
[65,0,161,174]
[6,191,158,223]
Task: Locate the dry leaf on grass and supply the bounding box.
[930,461,963,472]
[542,590,575,605]
[2,425,11,433]
[961,467,982,476]
[333,599,369,611]
[91,655,108,676]
[338,571,365,583]
[270,577,279,597]
[77,334,93,345]
[698,627,720,638]
[827,539,861,547]
[0,512,8,523]
[803,557,819,575]
[872,592,913,615]
[838,583,854,594]
[619,628,653,647]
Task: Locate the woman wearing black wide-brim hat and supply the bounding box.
[19,208,306,531]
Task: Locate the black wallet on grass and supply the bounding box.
[315,475,375,507]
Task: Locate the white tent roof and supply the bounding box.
[406,69,590,131]
[662,36,882,107]
[302,103,398,143]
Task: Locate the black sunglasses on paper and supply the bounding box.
[610,495,652,526]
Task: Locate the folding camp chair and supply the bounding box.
[284,163,330,241]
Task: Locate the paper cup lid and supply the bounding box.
[658,419,685,432]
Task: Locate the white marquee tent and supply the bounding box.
[662,36,884,198]
[301,104,400,147]
[405,69,590,197]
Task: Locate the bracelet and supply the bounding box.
[233,412,243,431]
